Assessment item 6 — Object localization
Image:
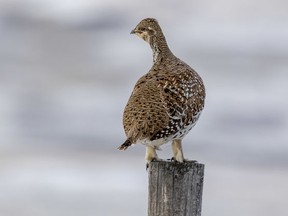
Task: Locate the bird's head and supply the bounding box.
[130,18,161,43]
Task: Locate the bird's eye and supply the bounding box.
[139,27,146,31]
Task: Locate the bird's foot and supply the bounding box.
[168,157,184,163]
[168,157,196,163]
[168,157,176,162]
[146,158,162,170]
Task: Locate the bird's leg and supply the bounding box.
[171,139,184,163]
[145,145,159,162]
[145,145,159,169]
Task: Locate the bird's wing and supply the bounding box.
[123,74,169,143]
[150,68,205,140]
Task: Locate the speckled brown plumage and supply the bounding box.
[118,18,205,163]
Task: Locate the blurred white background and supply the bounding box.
[0,0,288,215]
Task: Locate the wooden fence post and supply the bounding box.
[148,161,204,216]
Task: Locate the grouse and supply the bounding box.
[118,18,205,164]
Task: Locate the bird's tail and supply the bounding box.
[118,139,132,150]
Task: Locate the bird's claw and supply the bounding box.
[146,158,160,170]
[167,157,197,163]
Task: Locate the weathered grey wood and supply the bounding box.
[148,161,204,216]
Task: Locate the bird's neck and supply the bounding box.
[149,33,174,63]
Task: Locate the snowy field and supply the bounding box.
[0,0,288,216]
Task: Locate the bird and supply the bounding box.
[118,18,205,165]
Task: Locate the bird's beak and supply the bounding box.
[130,29,136,34]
